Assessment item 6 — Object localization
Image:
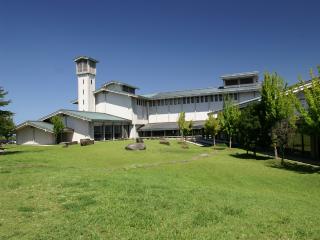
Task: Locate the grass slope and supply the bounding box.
[0,140,320,239]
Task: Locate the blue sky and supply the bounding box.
[1,0,319,123]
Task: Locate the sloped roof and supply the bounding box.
[39,109,131,122]
[138,121,205,131]
[102,80,139,90]
[141,84,261,100]
[16,121,54,133]
[74,56,99,63]
[221,71,259,80]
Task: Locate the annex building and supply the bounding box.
[16,56,261,145]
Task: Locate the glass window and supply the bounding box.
[234,93,238,100]
[210,95,214,102]
[183,97,186,104]
[187,97,190,104]
[191,97,194,103]
[219,94,222,101]
[205,96,208,102]
[200,96,204,102]
[196,97,200,103]
[215,95,218,102]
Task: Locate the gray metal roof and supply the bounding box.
[138,121,205,131]
[16,121,54,133]
[141,84,261,100]
[39,109,131,122]
[220,71,259,80]
[74,56,99,63]
[103,80,139,90]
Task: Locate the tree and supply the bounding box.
[204,113,221,146]
[177,112,193,140]
[220,98,240,148]
[238,103,261,157]
[51,116,64,144]
[0,87,13,118]
[259,72,296,160]
[273,118,296,164]
[296,67,320,159]
[0,116,15,140]
[0,87,14,141]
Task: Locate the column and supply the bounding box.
[112,124,115,140]
[103,123,105,141]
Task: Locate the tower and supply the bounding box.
[74,56,98,111]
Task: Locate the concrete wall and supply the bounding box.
[148,98,224,123]
[16,127,55,145]
[63,116,92,142]
[132,98,149,125]
[77,74,95,112]
[148,91,259,123]
[95,92,133,120]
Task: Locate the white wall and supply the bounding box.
[16,127,55,145]
[148,99,224,123]
[63,116,92,142]
[77,74,95,112]
[132,99,148,124]
[95,92,133,120]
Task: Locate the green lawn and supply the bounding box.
[0,140,320,240]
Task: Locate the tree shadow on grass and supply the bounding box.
[269,161,320,174]
[0,149,46,156]
[230,153,272,161]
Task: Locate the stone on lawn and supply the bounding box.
[125,143,146,151]
[159,138,170,145]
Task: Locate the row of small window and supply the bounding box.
[136,93,238,107]
[137,99,147,106]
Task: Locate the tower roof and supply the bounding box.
[220,71,259,80]
[74,56,99,63]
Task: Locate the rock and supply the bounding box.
[159,138,170,145]
[181,142,189,149]
[200,153,209,157]
[136,138,144,143]
[80,139,94,146]
[125,143,146,150]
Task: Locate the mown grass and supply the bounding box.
[0,140,320,239]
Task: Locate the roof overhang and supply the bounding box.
[39,109,131,123]
[138,121,205,132]
[74,56,99,63]
[15,121,54,133]
[102,81,139,90]
[221,71,259,80]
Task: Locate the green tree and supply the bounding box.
[259,72,296,160]
[0,87,13,117]
[51,116,64,144]
[273,118,296,164]
[177,112,193,140]
[204,113,221,146]
[0,116,15,140]
[296,67,320,159]
[220,98,240,148]
[238,103,261,157]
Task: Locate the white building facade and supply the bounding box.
[16,56,261,145]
